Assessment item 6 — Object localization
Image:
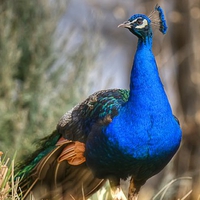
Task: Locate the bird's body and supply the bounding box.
[16,5,182,200]
[85,30,181,195]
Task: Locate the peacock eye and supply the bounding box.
[136,18,143,25]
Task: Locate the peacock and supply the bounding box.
[16,5,182,200]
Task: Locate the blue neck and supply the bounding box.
[103,35,180,160]
[125,36,171,113]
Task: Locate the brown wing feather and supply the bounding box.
[18,89,126,199]
[21,138,105,200]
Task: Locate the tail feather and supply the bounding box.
[22,162,105,200]
[17,131,105,200]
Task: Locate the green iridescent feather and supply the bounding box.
[16,89,130,199]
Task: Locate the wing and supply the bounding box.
[17,131,106,200]
[57,89,129,142]
[17,89,129,199]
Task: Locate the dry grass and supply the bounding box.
[0,151,20,200]
[0,151,10,200]
[152,177,193,200]
[0,149,195,200]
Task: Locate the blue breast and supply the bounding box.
[85,36,181,181]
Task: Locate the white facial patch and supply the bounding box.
[134,18,148,29]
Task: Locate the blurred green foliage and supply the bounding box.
[0,0,95,159]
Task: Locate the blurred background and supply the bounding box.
[0,0,199,199]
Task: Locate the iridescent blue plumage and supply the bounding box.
[16,5,181,200]
[86,5,181,199]
[155,5,168,34]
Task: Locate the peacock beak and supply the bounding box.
[118,21,132,28]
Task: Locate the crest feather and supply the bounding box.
[149,5,168,34]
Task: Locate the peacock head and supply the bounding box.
[118,14,152,39]
[118,5,167,40]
